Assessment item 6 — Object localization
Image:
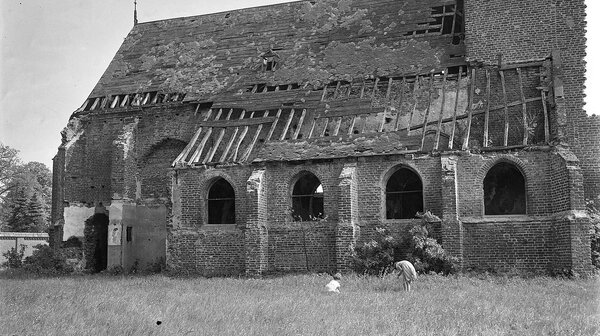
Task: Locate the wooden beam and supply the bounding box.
[232,111,253,162]
[141,92,150,105]
[517,68,528,145]
[151,93,159,104]
[220,110,246,162]
[347,116,357,135]
[401,97,543,133]
[214,108,223,121]
[110,96,120,109]
[307,117,317,139]
[360,114,371,134]
[394,78,405,131]
[333,117,342,136]
[499,61,544,71]
[293,109,307,139]
[321,117,330,137]
[100,96,108,109]
[241,111,269,162]
[500,70,509,146]
[379,108,387,132]
[198,116,276,128]
[265,109,282,141]
[173,108,214,165]
[462,68,476,150]
[434,70,448,150]
[483,69,491,147]
[189,127,213,164]
[204,108,234,163]
[204,128,225,164]
[90,97,100,110]
[359,80,366,99]
[280,109,295,140]
[333,81,341,99]
[407,76,419,136]
[448,67,462,149]
[541,90,550,144]
[321,85,328,101]
[316,106,386,119]
[371,77,380,101]
[420,73,435,151]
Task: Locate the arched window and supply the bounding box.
[292,173,324,221]
[207,178,235,224]
[386,168,423,219]
[484,162,526,215]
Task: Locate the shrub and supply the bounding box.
[587,197,600,269]
[352,211,458,275]
[22,244,73,275]
[62,236,82,248]
[2,244,26,269]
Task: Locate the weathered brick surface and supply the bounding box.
[53,0,595,276]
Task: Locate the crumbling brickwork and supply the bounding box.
[52,0,594,275]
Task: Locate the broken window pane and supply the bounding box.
[484,162,526,215]
[386,168,423,219]
[207,178,236,224]
[292,173,324,221]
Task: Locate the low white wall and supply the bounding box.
[0,232,49,265]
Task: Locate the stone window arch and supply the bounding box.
[207,178,236,224]
[385,167,423,219]
[291,172,324,221]
[483,162,526,215]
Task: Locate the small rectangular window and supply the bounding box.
[126,227,132,242]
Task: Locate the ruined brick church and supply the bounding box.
[51,0,598,275]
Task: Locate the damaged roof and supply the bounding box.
[87,0,465,103]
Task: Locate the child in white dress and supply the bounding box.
[325,273,341,293]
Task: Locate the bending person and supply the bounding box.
[395,260,417,292]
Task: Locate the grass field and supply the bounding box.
[1,272,599,336]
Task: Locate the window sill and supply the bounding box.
[380,218,423,224]
[200,224,240,231]
[461,215,542,224]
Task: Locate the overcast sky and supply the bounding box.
[0,0,598,169]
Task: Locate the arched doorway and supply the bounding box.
[84,213,109,272]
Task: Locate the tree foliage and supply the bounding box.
[0,143,51,232]
[588,197,600,269]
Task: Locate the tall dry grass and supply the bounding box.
[1,272,598,335]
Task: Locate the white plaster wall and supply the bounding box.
[63,206,95,239]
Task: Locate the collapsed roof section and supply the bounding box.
[83,0,465,107]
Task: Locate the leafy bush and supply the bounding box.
[62,236,82,248]
[2,244,26,269]
[352,211,458,275]
[22,244,73,275]
[587,197,600,269]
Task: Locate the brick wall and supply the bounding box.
[139,139,187,201]
[465,0,597,200]
[456,151,554,217]
[576,115,600,199]
[168,147,593,275]
[168,229,245,276]
[462,217,554,273]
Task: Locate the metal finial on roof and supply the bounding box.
[134,0,138,26]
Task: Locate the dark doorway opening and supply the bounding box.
[84,213,109,272]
